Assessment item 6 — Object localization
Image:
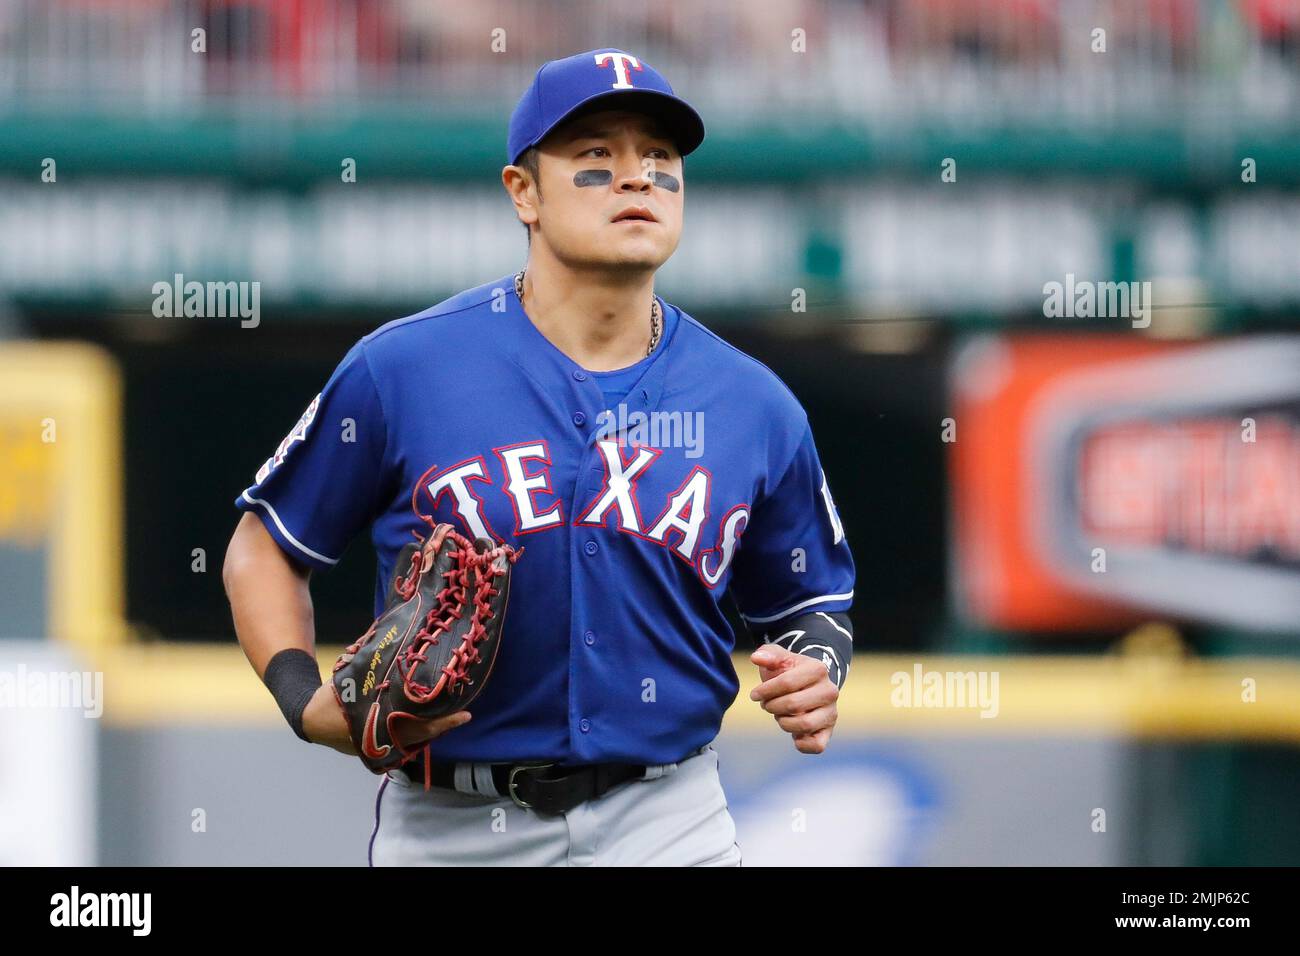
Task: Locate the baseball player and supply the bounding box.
[223,48,855,867]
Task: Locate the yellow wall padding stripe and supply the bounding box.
[94,646,1300,743]
[0,342,126,651]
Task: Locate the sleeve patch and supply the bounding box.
[255,392,321,485]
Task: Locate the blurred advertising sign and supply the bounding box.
[950,335,1300,634]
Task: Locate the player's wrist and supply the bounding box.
[301,684,360,754]
[263,648,324,742]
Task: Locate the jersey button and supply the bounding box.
[579,718,592,733]
[584,630,596,646]
[572,370,588,382]
[583,540,598,556]
[572,411,587,427]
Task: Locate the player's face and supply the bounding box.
[534,109,684,271]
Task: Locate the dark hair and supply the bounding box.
[518,146,540,244]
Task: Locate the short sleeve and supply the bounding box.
[234,341,389,570]
[728,423,855,624]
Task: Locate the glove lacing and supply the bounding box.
[402,530,519,701]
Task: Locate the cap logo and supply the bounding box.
[594,52,642,89]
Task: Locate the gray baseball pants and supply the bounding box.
[369,741,742,866]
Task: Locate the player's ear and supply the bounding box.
[502,165,540,231]
[501,163,524,196]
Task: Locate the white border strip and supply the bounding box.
[239,490,340,566]
[741,591,854,624]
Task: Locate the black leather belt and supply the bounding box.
[402,759,647,815]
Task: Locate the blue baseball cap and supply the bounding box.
[507,49,705,166]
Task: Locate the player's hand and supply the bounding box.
[749,644,838,754]
[301,682,472,755]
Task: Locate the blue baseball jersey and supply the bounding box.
[235,273,854,766]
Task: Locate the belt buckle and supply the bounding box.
[507,762,556,809]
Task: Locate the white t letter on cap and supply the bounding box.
[594,52,640,89]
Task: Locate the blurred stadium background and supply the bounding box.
[2,0,1298,866]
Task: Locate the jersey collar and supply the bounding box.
[499,272,676,424]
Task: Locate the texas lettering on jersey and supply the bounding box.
[415,438,749,590]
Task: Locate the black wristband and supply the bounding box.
[756,611,853,690]
[263,648,323,742]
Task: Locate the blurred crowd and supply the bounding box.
[0,0,1297,116]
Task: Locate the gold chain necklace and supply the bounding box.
[514,270,662,358]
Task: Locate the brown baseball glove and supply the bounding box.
[330,523,520,776]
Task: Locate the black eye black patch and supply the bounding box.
[571,169,682,193]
